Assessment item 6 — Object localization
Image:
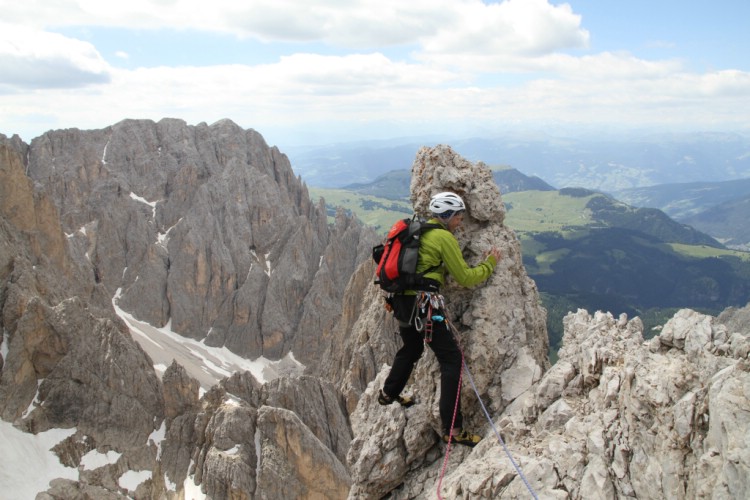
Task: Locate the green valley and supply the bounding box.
[309,170,750,360]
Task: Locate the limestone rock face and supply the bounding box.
[157,373,352,499]
[255,406,352,499]
[4,125,749,499]
[22,118,375,363]
[360,307,748,499]
[1,128,359,499]
[485,308,749,500]
[346,303,749,499]
[262,375,353,464]
[1,135,166,497]
[338,145,550,498]
[162,361,201,421]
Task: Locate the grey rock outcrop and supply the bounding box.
[156,372,352,499]
[335,145,550,498]
[346,302,750,499]
[1,135,166,497]
[1,127,359,499]
[255,405,351,499]
[471,308,748,500]
[4,123,749,499]
[23,118,375,363]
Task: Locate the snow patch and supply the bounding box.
[0,421,78,500]
[1,329,8,359]
[183,461,206,500]
[129,192,158,219]
[156,219,181,248]
[154,363,169,378]
[112,290,305,389]
[102,139,110,165]
[22,379,43,418]
[119,469,151,492]
[224,394,242,407]
[81,448,121,470]
[249,249,272,277]
[164,472,177,492]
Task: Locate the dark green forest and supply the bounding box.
[525,228,749,354]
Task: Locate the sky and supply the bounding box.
[1,0,749,148]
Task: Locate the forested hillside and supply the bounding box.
[311,173,750,358]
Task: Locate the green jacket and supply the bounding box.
[415,218,497,290]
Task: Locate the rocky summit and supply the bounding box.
[1,121,748,499]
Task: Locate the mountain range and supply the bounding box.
[1,121,749,499]
[613,178,750,250]
[286,131,750,191]
[316,166,750,354]
[290,132,750,249]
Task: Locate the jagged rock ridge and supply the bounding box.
[333,145,750,499]
[422,308,749,499]
[331,144,549,498]
[2,127,749,499]
[23,118,374,363]
[0,124,365,498]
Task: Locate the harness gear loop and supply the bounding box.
[416,292,446,343]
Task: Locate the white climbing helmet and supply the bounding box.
[429,192,466,215]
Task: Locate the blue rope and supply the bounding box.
[462,359,539,499]
[448,320,539,499]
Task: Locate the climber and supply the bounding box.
[378,191,502,447]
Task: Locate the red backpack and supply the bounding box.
[372,216,442,293]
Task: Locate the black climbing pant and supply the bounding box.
[383,294,463,434]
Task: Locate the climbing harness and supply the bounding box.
[414,292,446,344]
[436,318,539,500]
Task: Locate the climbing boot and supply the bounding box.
[443,429,481,447]
[378,389,416,408]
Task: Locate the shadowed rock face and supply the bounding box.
[21,118,375,363]
[1,126,358,499]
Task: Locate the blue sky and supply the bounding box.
[1,0,749,147]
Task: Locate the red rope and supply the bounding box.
[436,348,464,499]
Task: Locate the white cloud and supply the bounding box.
[695,70,750,97]
[419,0,588,59]
[550,52,682,80]
[0,0,747,144]
[0,23,110,91]
[2,0,587,54]
[5,49,746,145]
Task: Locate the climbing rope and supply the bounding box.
[436,318,539,500]
[436,349,463,500]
